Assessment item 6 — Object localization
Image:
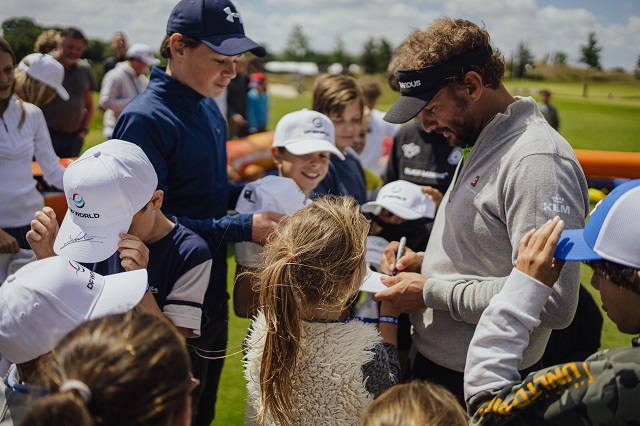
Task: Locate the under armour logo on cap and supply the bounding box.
[223,6,242,23]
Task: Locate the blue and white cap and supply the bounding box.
[554,179,640,269]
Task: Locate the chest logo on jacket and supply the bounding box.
[401,143,420,159]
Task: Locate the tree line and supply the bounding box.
[3,17,638,79]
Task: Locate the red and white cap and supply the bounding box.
[54,140,158,263]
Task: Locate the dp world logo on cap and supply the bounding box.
[68,260,85,275]
[311,117,322,128]
[70,193,85,208]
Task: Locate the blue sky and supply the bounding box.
[2,0,638,70]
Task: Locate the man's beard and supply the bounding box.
[432,113,479,148]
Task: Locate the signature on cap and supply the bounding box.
[60,232,105,250]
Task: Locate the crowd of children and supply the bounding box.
[1,2,638,426]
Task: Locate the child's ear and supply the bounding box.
[150,190,164,209]
[270,146,283,165]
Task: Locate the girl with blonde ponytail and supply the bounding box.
[243,196,401,426]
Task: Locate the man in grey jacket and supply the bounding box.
[375,17,589,404]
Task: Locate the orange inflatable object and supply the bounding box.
[226,131,276,179]
[573,149,640,179]
[34,141,640,227]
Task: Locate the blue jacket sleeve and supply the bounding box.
[177,213,253,248]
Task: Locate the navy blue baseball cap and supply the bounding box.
[166,0,266,58]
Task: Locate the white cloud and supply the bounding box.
[0,0,637,70]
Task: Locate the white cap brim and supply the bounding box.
[18,61,70,101]
[361,201,423,220]
[284,139,345,160]
[54,85,70,101]
[54,209,132,263]
[92,268,148,318]
[139,56,161,66]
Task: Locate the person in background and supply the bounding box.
[312,73,367,204]
[102,31,128,76]
[538,89,559,131]
[0,40,66,254]
[357,76,400,177]
[0,256,148,425]
[99,43,159,139]
[111,1,280,423]
[33,30,59,55]
[40,27,98,158]
[247,72,268,134]
[465,179,640,424]
[16,311,194,426]
[227,55,249,138]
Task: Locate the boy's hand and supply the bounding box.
[26,207,58,259]
[118,233,149,271]
[516,216,565,287]
[380,240,422,275]
[251,211,285,246]
[0,228,20,254]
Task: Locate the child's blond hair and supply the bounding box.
[361,380,468,426]
[312,73,364,118]
[257,195,369,425]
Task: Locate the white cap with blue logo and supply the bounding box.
[554,179,640,269]
[0,256,147,370]
[54,140,158,263]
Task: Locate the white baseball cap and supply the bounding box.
[272,109,345,160]
[18,53,69,101]
[54,140,158,263]
[366,236,389,269]
[362,180,436,220]
[236,175,310,215]
[554,179,640,268]
[0,249,36,283]
[126,43,161,67]
[0,256,147,368]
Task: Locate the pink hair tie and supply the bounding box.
[287,253,297,263]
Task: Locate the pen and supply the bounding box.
[392,236,406,276]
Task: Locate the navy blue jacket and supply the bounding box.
[113,67,252,307]
[313,148,366,204]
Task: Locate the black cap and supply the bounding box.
[384,45,492,123]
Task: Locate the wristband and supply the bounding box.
[343,316,377,324]
[378,316,399,325]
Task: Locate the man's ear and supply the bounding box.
[463,71,484,102]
